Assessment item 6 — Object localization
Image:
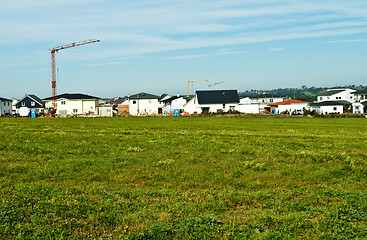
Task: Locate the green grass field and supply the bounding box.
[0,116,366,239]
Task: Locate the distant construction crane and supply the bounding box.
[49,39,100,110]
[184,78,225,97]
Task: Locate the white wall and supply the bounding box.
[278,103,308,114]
[129,99,158,115]
[311,105,344,114]
[238,104,259,113]
[18,107,30,116]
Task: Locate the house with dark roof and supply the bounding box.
[15,95,44,117]
[0,97,12,116]
[184,90,239,114]
[310,100,352,114]
[268,99,309,115]
[317,88,355,103]
[43,93,100,116]
[352,89,367,114]
[128,92,160,115]
[312,88,355,114]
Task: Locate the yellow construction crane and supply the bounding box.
[184,78,224,97]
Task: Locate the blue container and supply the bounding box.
[173,109,179,116]
[273,108,279,114]
[31,109,36,118]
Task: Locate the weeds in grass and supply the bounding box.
[0,117,366,239]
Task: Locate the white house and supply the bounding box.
[310,100,352,114]
[312,88,355,114]
[317,88,355,103]
[0,97,12,116]
[268,99,309,115]
[128,92,160,116]
[160,95,188,114]
[239,95,284,113]
[352,89,367,114]
[43,93,100,116]
[15,95,44,117]
[183,90,239,114]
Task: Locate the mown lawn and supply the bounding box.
[0,116,366,239]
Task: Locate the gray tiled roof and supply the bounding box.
[317,90,345,96]
[129,92,160,99]
[43,93,99,101]
[0,97,11,101]
[310,100,352,107]
[196,90,239,104]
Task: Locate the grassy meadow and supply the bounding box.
[0,116,366,239]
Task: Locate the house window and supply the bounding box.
[21,102,25,107]
[320,97,323,101]
[333,107,337,111]
[270,99,273,102]
[31,101,35,106]
[73,109,78,113]
[327,97,330,99]
[133,100,137,104]
[229,106,235,111]
[61,101,66,105]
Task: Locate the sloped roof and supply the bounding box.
[310,100,352,107]
[129,92,160,99]
[159,94,170,101]
[268,99,309,106]
[161,95,189,103]
[354,89,367,95]
[43,93,99,101]
[196,90,239,104]
[318,89,345,96]
[0,97,11,101]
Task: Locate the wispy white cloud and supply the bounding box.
[328,39,367,43]
[269,48,284,52]
[83,61,126,67]
[167,54,209,60]
[1,0,367,61]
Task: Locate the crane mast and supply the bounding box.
[49,39,100,110]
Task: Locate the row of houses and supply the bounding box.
[1,88,366,117]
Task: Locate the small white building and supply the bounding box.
[310,100,352,114]
[317,88,355,103]
[183,90,239,114]
[97,106,114,117]
[268,99,309,115]
[43,93,99,116]
[128,92,160,116]
[15,95,44,117]
[0,97,12,116]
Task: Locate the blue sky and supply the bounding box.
[1,0,367,98]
